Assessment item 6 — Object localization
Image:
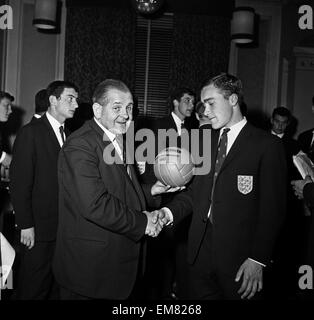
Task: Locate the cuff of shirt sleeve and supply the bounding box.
[249,258,266,267]
[162,207,173,225]
[0,151,6,163]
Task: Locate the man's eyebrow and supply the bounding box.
[203,98,214,103]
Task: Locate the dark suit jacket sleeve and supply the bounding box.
[10,127,35,229]
[165,182,194,224]
[61,139,147,242]
[250,137,287,265]
[303,182,314,207]
[141,183,162,209]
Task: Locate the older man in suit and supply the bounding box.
[10,80,79,299]
[53,79,173,300]
[154,73,287,300]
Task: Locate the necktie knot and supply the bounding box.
[59,126,65,144]
[222,128,230,136]
[181,122,185,129]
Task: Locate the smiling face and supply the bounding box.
[93,88,133,135]
[0,97,13,122]
[201,84,239,129]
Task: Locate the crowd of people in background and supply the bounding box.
[0,73,314,300]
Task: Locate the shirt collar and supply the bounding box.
[34,114,42,119]
[171,112,184,129]
[46,111,64,130]
[271,130,284,139]
[220,117,247,138]
[93,117,116,142]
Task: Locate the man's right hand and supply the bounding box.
[21,227,35,249]
[151,208,172,226]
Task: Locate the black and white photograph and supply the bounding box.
[1,0,314,312]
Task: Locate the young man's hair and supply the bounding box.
[46,80,79,100]
[92,79,130,106]
[35,89,49,114]
[202,73,243,106]
[0,91,14,102]
[169,87,195,110]
[272,106,291,121]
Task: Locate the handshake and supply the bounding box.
[143,208,172,237]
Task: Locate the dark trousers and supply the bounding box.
[16,241,58,300]
[188,222,262,300]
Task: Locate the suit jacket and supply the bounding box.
[167,123,287,276]
[10,114,64,241]
[53,119,157,299]
[298,128,314,161]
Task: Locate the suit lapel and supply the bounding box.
[41,114,61,152]
[89,120,146,210]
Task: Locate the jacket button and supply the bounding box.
[203,218,207,223]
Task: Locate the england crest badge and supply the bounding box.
[237,175,253,194]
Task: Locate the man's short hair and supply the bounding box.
[272,106,291,120]
[202,73,243,106]
[46,80,78,100]
[195,101,206,118]
[0,91,14,102]
[169,87,195,110]
[92,79,130,106]
[35,89,49,113]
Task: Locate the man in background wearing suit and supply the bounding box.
[10,81,79,299]
[154,73,287,299]
[0,91,14,173]
[0,91,14,270]
[30,89,49,122]
[53,79,172,300]
[298,95,314,162]
[268,107,303,298]
[142,87,196,300]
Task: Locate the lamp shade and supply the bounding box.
[131,0,164,15]
[33,0,57,30]
[231,7,255,44]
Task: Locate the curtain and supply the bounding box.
[169,14,231,94]
[64,6,136,103]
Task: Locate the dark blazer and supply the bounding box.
[167,122,287,277]
[53,119,157,299]
[298,128,314,161]
[10,114,63,241]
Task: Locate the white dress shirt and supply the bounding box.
[271,130,284,139]
[46,111,65,147]
[171,112,184,136]
[94,118,123,162]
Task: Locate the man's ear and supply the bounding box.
[229,93,238,106]
[92,103,102,119]
[49,95,57,106]
[173,99,179,110]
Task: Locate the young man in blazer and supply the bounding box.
[10,81,79,299]
[154,73,287,300]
